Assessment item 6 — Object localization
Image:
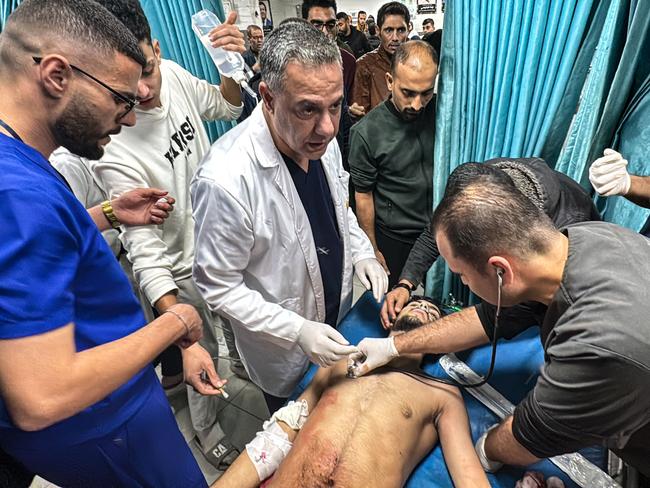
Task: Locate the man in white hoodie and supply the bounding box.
[90,0,245,466]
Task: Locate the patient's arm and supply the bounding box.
[435,385,491,488]
[212,366,335,488]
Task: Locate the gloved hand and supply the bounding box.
[475,424,504,473]
[297,320,358,367]
[354,258,389,302]
[589,148,631,197]
[347,336,398,377]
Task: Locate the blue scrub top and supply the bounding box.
[0,134,156,448]
[283,155,343,327]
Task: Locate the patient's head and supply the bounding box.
[392,296,442,332]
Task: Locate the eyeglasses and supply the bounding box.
[33,56,138,118]
[309,19,337,31]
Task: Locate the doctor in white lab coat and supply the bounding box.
[191,22,387,407]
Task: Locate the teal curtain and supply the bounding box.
[141,0,236,141]
[547,0,650,231]
[427,0,650,301]
[427,0,597,301]
[1,0,21,30]
[595,76,650,232]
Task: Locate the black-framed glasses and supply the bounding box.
[33,56,138,118]
[309,19,337,31]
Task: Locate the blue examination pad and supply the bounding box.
[292,291,607,487]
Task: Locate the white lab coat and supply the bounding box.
[191,105,375,397]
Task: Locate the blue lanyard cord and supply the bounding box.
[0,118,23,142]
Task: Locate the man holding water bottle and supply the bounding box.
[89,0,246,469]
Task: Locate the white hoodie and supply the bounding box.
[92,59,242,305]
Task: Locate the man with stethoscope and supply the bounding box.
[350,164,650,477]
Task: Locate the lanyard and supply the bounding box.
[0,118,23,142]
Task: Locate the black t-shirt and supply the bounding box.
[482,222,650,474]
[283,155,343,327]
[349,99,435,242]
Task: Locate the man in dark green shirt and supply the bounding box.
[350,40,438,287]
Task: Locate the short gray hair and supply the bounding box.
[260,19,342,92]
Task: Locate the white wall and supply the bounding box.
[268,0,444,35]
[266,0,301,24]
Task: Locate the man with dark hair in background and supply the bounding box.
[302,0,355,95]
[350,1,410,117]
[212,297,490,488]
[0,0,209,485]
[350,41,438,288]
[357,9,368,33]
[89,0,246,469]
[422,18,435,33]
[336,10,371,58]
[243,24,264,73]
[366,21,381,49]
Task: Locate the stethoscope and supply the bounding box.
[382,267,503,389]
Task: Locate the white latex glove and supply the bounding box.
[475,424,504,473]
[354,258,389,302]
[297,320,359,367]
[589,148,631,196]
[347,336,398,377]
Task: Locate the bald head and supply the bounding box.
[0,0,145,74]
[390,40,438,76]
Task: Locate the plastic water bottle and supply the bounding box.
[191,9,257,101]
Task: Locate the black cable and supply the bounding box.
[215,394,267,422]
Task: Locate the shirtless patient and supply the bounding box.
[213,298,490,488]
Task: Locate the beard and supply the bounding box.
[400,108,424,121]
[53,98,112,160]
[392,314,424,332]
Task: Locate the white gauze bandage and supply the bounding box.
[269,400,309,430]
[245,400,310,481]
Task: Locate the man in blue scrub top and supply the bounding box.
[0,1,215,486]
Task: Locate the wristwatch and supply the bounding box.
[101,200,121,229]
[391,282,414,293]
